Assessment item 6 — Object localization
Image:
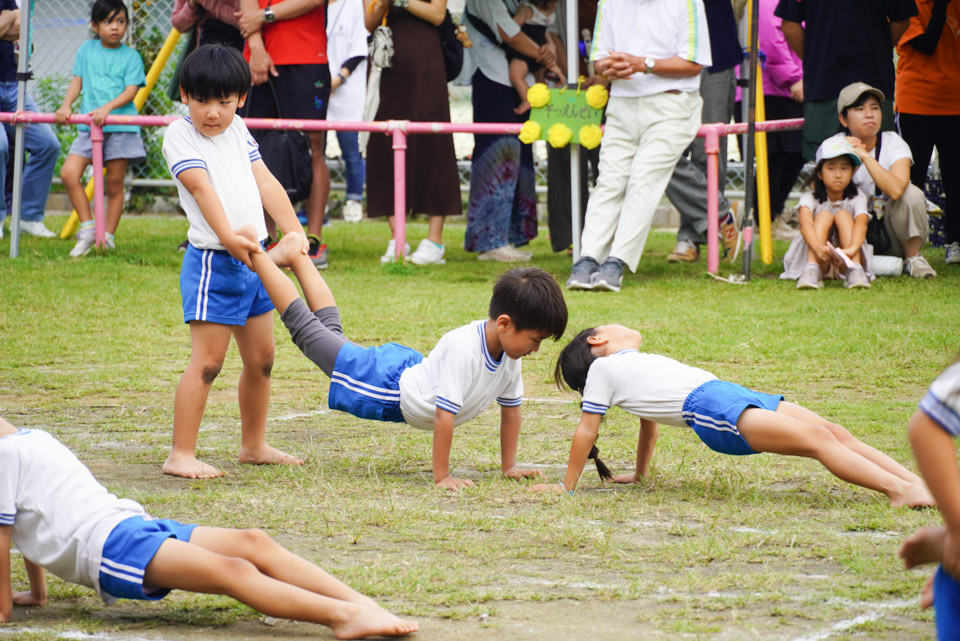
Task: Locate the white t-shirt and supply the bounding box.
[162,116,268,249]
[821,132,914,200]
[590,0,712,98]
[326,0,368,122]
[399,320,524,430]
[920,361,960,438]
[521,1,554,28]
[581,350,717,426]
[798,190,869,218]
[0,429,147,604]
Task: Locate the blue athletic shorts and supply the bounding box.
[935,565,960,641]
[99,516,198,601]
[681,380,784,456]
[180,244,274,325]
[329,342,424,422]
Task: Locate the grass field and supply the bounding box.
[1,213,958,641]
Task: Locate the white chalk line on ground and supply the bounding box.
[789,598,915,641]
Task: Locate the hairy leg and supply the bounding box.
[60,155,93,222]
[164,322,233,478]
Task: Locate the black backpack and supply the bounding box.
[438,10,464,82]
[251,82,313,204]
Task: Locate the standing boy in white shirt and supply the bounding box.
[161,45,307,479]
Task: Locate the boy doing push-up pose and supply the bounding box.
[0,416,418,639]
[242,230,568,490]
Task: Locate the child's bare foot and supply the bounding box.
[920,571,935,610]
[890,482,936,509]
[235,224,259,244]
[513,100,531,115]
[331,603,419,640]
[238,443,303,466]
[267,232,305,268]
[899,526,946,569]
[162,453,224,479]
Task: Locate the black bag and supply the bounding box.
[254,83,313,204]
[438,10,464,82]
[865,134,893,255]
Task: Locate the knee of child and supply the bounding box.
[201,363,223,385]
[217,554,261,584]
[105,176,125,198]
[261,356,274,379]
[239,527,273,550]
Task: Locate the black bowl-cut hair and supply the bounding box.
[488,267,567,340]
[179,44,251,101]
[91,0,128,25]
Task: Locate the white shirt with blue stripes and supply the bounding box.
[920,361,960,438]
[0,429,147,605]
[162,116,268,250]
[399,320,524,430]
[581,350,716,426]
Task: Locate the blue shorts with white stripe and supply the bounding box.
[180,244,274,325]
[99,516,198,601]
[329,342,424,423]
[681,380,784,456]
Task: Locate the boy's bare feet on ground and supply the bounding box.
[266,231,306,268]
[889,482,936,509]
[162,453,225,479]
[237,443,303,467]
[899,526,946,569]
[331,603,419,640]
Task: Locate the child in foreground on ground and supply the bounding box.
[0,417,418,639]
[898,358,960,639]
[780,137,873,289]
[242,230,567,490]
[55,0,146,257]
[508,0,565,114]
[160,45,307,479]
[531,324,934,508]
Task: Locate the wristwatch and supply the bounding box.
[643,57,655,74]
[337,72,347,84]
[263,4,276,23]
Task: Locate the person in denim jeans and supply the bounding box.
[0,5,59,239]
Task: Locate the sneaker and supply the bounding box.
[104,235,115,251]
[844,265,871,289]
[296,209,308,225]
[591,258,623,292]
[409,238,446,265]
[178,239,189,252]
[796,262,823,289]
[719,202,741,262]
[69,227,96,258]
[565,256,599,290]
[343,200,363,223]
[264,235,279,251]
[0,222,4,239]
[904,254,936,279]
[478,245,526,262]
[774,216,801,241]
[505,244,533,260]
[666,238,699,263]
[308,234,328,269]
[19,220,56,238]
[380,239,411,264]
[945,242,960,265]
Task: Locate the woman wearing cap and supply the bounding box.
[817,82,936,278]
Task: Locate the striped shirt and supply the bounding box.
[920,361,960,438]
[591,0,712,98]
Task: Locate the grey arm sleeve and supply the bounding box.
[279,298,350,377]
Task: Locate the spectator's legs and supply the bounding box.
[546,144,591,252]
[938,117,960,245]
[336,130,365,204]
[305,131,330,240]
[61,154,93,222]
[17,93,59,223]
[882,183,928,259]
[0,117,7,225]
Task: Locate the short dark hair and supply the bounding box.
[180,45,251,101]
[838,92,880,135]
[553,327,598,394]
[811,158,859,203]
[91,0,128,24]
[488,267,567,340]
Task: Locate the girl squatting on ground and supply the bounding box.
[56,0,146,258]
[532,324,934,509]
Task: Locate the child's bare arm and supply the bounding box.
[499,405,542,480]
[613,419,658,484]
[14,558,46,608]
[175,167,262,267]
[251,160,308,247]
[90,85,138,127]
[433,408,473,490]
[0,525,12,622]
[55,76,82,124]
[531,412,602,494]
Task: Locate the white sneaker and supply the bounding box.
[19,220,56,238]
[945,242,960,265]
[409,238,446,265]
[904,254,937,279]
[478,245,525,262]
[380,239,411,264]
[69,228,96,257]
[343,200,363,223]
[104,236,116,250]
[505,244,533,260]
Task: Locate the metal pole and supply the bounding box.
[90,123,106,248]
[705,126,720,274]
[391,123,407,261]
[566,0,581,261]
[9,0,31,258]
[740,0,760,280]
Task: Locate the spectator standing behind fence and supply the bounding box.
[463,0,555,263]
[663,0,742,265]
[0,4,58,241]
[365,0,460,266]
[326,0,367,224]
[896,0,960,268]
[170,0,244,50]
[565,0,711,292]
[775,0,917,162]
[820,82,937,279]
[55,0,145,258]
[236,0,330,268]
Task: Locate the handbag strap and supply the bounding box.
[466,1,512,52]
[266,78,285,120]
[873,133,883,197]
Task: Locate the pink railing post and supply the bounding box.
[703,125,721,275]
[391,122,408,261]
[90,122,106,249]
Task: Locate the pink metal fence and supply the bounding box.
[1,111,803,272]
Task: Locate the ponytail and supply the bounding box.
[589,444,612,481]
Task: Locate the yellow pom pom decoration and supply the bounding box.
[518,120,542,144]
[578,124,602,150]
[585,84,609,110]
[527,83,551,109]
[547,123,573,149]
